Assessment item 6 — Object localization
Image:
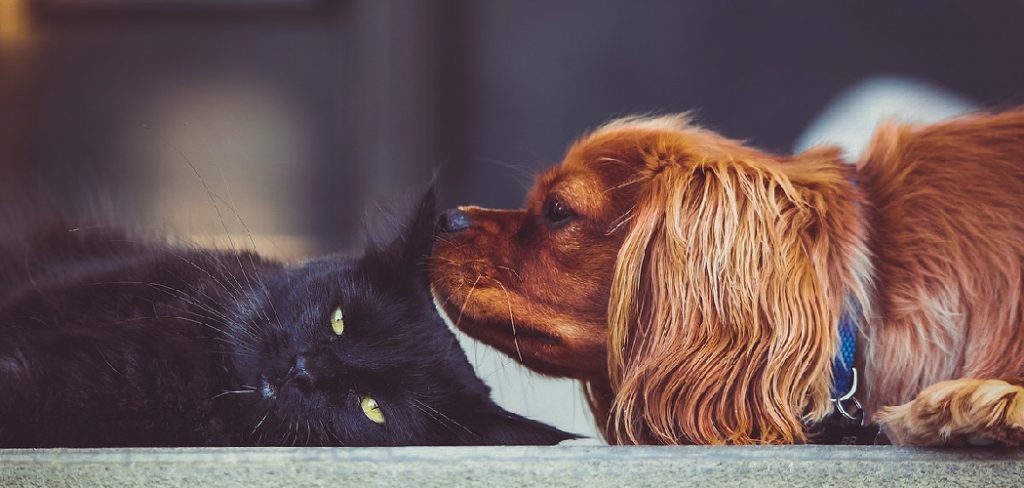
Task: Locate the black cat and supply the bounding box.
[0,191,574,447]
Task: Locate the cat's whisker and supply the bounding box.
[180,247,266,341]
[170,312,260,351]
[98,281,265,346]
[205,254,255,304]
[177,325,261,352]
[88,281,224,324]
[120,312,233,339]
[23,253,40,294]
[409,402,456,437]
[163,249,240,300]
[209,389,256,401]
[409,402,438,423]
[226,299,270,343]
[210,189,286,336]
[155,272,240,326]
[179,150,273,329]
[249,410,270,438]
[151,270,267,343]
[161,254,272,341]
[89,289,255,350]
[229,251,275,329]
[278,427,288,445]
[319,418,343,446]
[102,357,123,376]
[209,272,274,340]
[411,398,476,437]
[224,256,274,328]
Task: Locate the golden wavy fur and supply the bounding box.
[431,109,1024,445]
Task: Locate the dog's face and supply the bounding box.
[430,128,647,379]
[433,115,870,445]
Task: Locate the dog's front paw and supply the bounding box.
[875,379,1024,446]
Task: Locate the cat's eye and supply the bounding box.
[360,394,385,424]
[330,307,345,336]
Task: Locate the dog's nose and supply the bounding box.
[437,208,471,233]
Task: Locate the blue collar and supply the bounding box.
[817,297,881,445]
[830,299,860,399]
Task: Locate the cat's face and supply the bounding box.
[227,192,573,446]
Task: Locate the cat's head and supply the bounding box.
[228,190,576,446]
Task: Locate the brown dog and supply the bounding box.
[430,111,1024,445]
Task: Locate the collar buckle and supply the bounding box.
[832,367,861,421]
[818,367,880,444]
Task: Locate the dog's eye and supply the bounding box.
[543,197,576,226]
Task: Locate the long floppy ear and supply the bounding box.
[605,146,869,444]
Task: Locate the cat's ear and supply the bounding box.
[364,186,437,280]
[457,408,579,446]
[398,186,438,266]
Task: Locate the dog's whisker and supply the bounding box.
[433,234,462,248]
[495,265,524,283]
[493,279,524,363]
[454,274,484,328]
[606,207,637,235]
[604,176,646,194]
[594,156,633,169]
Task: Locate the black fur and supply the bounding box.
[0,191,574,447]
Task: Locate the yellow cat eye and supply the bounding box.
[360,394,385,425]
[330,307,345,336]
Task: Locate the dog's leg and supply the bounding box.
[874,378,1024,446]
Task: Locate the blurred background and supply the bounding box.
[2,0,1023,441]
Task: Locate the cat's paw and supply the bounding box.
[874,379,1024,447]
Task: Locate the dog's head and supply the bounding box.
[431,115,871,444]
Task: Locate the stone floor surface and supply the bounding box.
[1,445,1023,487]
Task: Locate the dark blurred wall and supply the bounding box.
[2,0,1023,252]
[434,0,1024,211]
[2,1,351,255]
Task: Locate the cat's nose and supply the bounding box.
[289,354,316,391]
[437,208,471,233]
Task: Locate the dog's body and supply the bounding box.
[431,110,1024,445]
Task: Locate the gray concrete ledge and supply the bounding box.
[1,446,1023,488]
